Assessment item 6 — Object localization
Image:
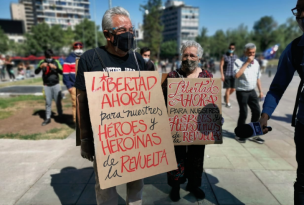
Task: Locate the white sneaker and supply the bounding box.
[225,103,231,108]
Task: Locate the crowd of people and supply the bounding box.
[0,55,35,82]
[75,2,304,204]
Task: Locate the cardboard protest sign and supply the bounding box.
[84,71,177,189]
[167,78,222,145]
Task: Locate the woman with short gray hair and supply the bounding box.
[162,40,213,202]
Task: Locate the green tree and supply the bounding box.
[253,16,278,51]
[273,17,302,56]
[140,0,163,60]
[0,27,9,53]
[8,40,26,56]
[209,30,227,59]
[196,27,210,56]
[74,18,106,50]
[160,40,177,58]
[225,24,253,56]
[24,22,61,55]
[62,27,75,47]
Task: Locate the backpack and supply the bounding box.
[291,36,304,127]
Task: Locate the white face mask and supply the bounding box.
[143,58,149,63]
[45,58,52,63]
[74,49,83,57]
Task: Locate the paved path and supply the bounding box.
[0,65,297,205]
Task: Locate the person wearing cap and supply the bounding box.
[63,42,83,123]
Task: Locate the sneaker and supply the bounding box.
[41,118,51,126]
[248,136,265,144]
[235,136,246,143]
[225,103,232,108]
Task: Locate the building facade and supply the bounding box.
[161,0,199,54]
[0,19,25,43]
[11,0,90,31]
[10,3,27,32]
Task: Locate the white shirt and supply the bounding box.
[233,59,261,91]
[261,59,268,67]
[0,59,3,69]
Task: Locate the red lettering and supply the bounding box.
[147,76,157,90]
[124,77,134,91]
[101,139,112,155]
[139,77,147,91]
[99,124,108,140]
[152,133,161,145]
[101,94,112,109]
[116,77,124,92]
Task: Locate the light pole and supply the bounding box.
[109,0,112,9]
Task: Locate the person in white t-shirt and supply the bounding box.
[233,43,264,144]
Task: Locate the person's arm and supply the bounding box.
[35,60,45,74]
[220,56,225,81]
[257,79,263,98]
[53,60,63,74]
[235,56,254,79]
[256,64,263,98]
[75,54,95,161]
[259,43,296,133]
[77,88,94,161]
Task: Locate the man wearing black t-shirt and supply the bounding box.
[75,6,146,205]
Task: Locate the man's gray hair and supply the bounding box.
[180,41,204,58]
[102,7,130,31]
[244,43,256,51]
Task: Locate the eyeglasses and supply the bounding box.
[108,26,135,34]
[229,47,235,50]
[292,7,303,17]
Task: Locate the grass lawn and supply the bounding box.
[0,75,66,89]
[0,94,74,140]
[0,77,43,88]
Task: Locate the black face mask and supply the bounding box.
[111,32,134,52]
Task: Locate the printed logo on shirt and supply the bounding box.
[106,67,136,72]
[125,67,136,71]
[107,67,121,72]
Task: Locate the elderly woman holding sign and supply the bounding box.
[162,40,213,202]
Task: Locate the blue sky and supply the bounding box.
[0,0,297,35]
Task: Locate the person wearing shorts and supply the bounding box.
[220,43,238,108]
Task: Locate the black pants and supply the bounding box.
[167,145,205,188]
[294,121,304,205]
[236,90,261,126]
[7,68,15,79]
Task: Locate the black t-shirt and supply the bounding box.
[75,46,146,91]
